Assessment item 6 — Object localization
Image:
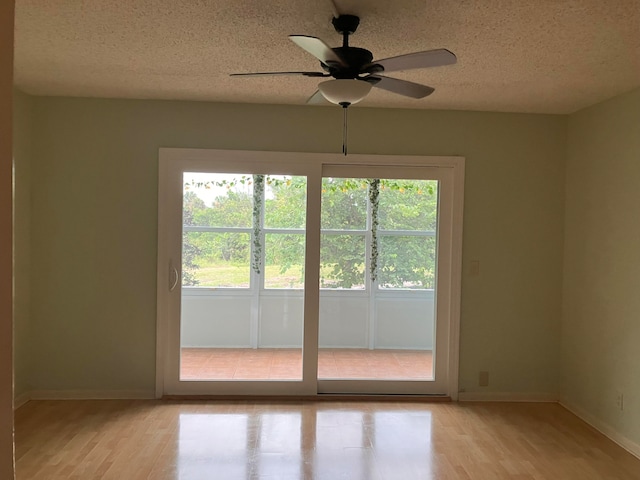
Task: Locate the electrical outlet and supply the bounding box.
[616,393,624,411]
[479,371,489,387]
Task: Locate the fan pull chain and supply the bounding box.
[341,103,349,156]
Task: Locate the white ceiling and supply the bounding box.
[13,0,640,114]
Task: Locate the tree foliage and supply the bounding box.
[182,175,438,289]
[376,179,437,289]
[182,192,205,286]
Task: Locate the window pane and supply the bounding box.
[264,176,307,229]
[183,172,253,228]
[264,233,305,289]
[321,177,367,230]
[378,236,436,289]
[378,179,438,231]
[320,234,365,289]
[182,232,250,288]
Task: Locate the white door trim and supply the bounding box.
[156,148,464,398]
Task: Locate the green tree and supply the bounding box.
[185,190,253,266]
[377,180,438,288]
[263,176,307,280]
[183,175,439,290]
[320,178,368,288]
[182,191,205,286]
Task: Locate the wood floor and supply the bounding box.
[181,348,434,380]
[14,400,640,479]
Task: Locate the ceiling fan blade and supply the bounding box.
[289,35,345,67]
[306,90,328,105]
[365,75,435,99]
[230,71,329,77]
[366,49,456,74]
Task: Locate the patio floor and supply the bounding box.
[180,348,433,380]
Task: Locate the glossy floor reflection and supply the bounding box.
[15,400,640,479]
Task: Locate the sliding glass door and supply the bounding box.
[317,166,452,394]
[157,150,463,397]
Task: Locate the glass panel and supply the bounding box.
[378,179,437,231]
[264,233,305,289]
[264,175,307,229]
[180,172,306,382]
[182,231,250,288]
[378,236,436,290]
[321,177,367,230]
[318,175,436,381]
[182,171,253,289]
[320,234,365,289]
[183,172,253,228]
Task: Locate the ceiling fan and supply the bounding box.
[231,14,457,107]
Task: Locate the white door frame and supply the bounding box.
[156,148,465,398]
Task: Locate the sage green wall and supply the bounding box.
[25,96,566,395]
[13,89,33,400]
[563,88,640,445]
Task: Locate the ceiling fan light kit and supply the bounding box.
[231,13,457,154]
[318,79,372,106]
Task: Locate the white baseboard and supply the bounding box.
[560,399,640,460]
[26,389,156,401]
[14,391,31,410]
[458,391,559,402]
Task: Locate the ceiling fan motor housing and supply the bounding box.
[322,46,374,78]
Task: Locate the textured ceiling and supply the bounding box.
[14,0,640,114]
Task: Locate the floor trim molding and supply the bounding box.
[14,391,31,410]
[23,389,156,402]
[457,391,559,402]
[163,394,452,402]
[561,399,640,460]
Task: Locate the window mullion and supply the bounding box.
[368,179,380,285]
[249,174,264,347]
[257,174,266,290]
[366,179,380,350]
[250,174,264,280]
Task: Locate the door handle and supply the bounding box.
[169,266,179,291]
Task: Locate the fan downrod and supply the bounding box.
[323,15,374,78]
